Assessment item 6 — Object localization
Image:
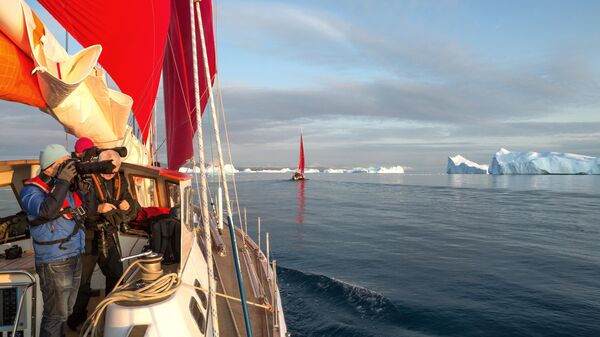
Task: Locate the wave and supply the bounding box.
[276,267,427,337]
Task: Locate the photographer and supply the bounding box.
[68,149,140,330]
[20,144,96,337]
[73,137,96,160]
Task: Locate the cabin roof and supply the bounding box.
[121,163,191,181]
[0,159,39,166]
[0,159,191,181]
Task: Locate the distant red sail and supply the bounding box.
[298,133,305,174]
[38,0,171,142]
[163,0,216,169]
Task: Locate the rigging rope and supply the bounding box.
[215,76,244,230]
[189,1,220,335]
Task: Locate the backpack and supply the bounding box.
[149,217,181,264]
[0,211,29,243]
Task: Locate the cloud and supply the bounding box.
[0,101,75,159]
[1,1,599,171]
[220,2,599,123]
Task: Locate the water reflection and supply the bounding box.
[446,173,600,194]
[296,179,305,224]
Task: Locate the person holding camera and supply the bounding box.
[20,144,96,337]
[68,149,140,330]
[73,137,96,160]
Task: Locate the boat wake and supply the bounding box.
[277,266,430,337]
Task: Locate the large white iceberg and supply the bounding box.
[447,155,488,174]
[489,148,600,175]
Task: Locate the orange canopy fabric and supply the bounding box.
[0,30,46,108]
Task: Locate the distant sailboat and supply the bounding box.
[292,132,305,180]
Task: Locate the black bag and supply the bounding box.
[0,211,30,243]
[149,217,181,264]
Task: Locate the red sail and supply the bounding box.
[298,133,305,174]
[38,0,171,142]
[163,0,216,169]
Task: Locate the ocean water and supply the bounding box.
[3,173,599,336]
[227,173,600,337]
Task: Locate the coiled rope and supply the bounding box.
[80,259,273,337]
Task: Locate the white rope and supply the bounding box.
[189,0,220,335]
[216,76,244,229]
[195,0,234,223]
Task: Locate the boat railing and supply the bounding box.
[0,269,37,337]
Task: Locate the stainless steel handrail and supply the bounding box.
[0,270,36,337]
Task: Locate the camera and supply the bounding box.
[74,146,128,162]
[60,145,128,180]
[59,158,116,176]
[56,157,116,193]
[4,245,23,260]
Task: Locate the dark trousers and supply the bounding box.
[36,255,82,337]
[67,230,123,328]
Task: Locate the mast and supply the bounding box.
[189,0,219,335]
[195,2,254,336]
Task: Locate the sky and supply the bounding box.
[1,0,599,172]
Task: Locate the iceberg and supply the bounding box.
[447,155,488,174]
[376,166,405,174]
[238,167,319,173]
[178,163,239,175]
[489,148,600,175]
[256,168,294,173]
[323,166,404,174]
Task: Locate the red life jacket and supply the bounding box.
[24,175,83,220]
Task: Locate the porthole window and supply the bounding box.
[189,297,206,334]
[182,186,194,231]
[194,279,207,309]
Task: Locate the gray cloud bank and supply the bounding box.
[1,1,599,172]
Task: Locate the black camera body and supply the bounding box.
[74,146,128,162]
[62,145,129,178]
[56,157,116,193]
[59,158,116,176]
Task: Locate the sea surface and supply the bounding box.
[226,173,600,337]
[2,173,599,336]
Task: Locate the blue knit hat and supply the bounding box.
[39,144,70,169]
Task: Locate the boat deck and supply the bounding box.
[61,223,278,337]
[211,223,276,337]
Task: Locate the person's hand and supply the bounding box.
[56,161,77,182]
[98,203,117,213]
[118,200,130,211]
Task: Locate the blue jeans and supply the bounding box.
[36,255,82,337]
